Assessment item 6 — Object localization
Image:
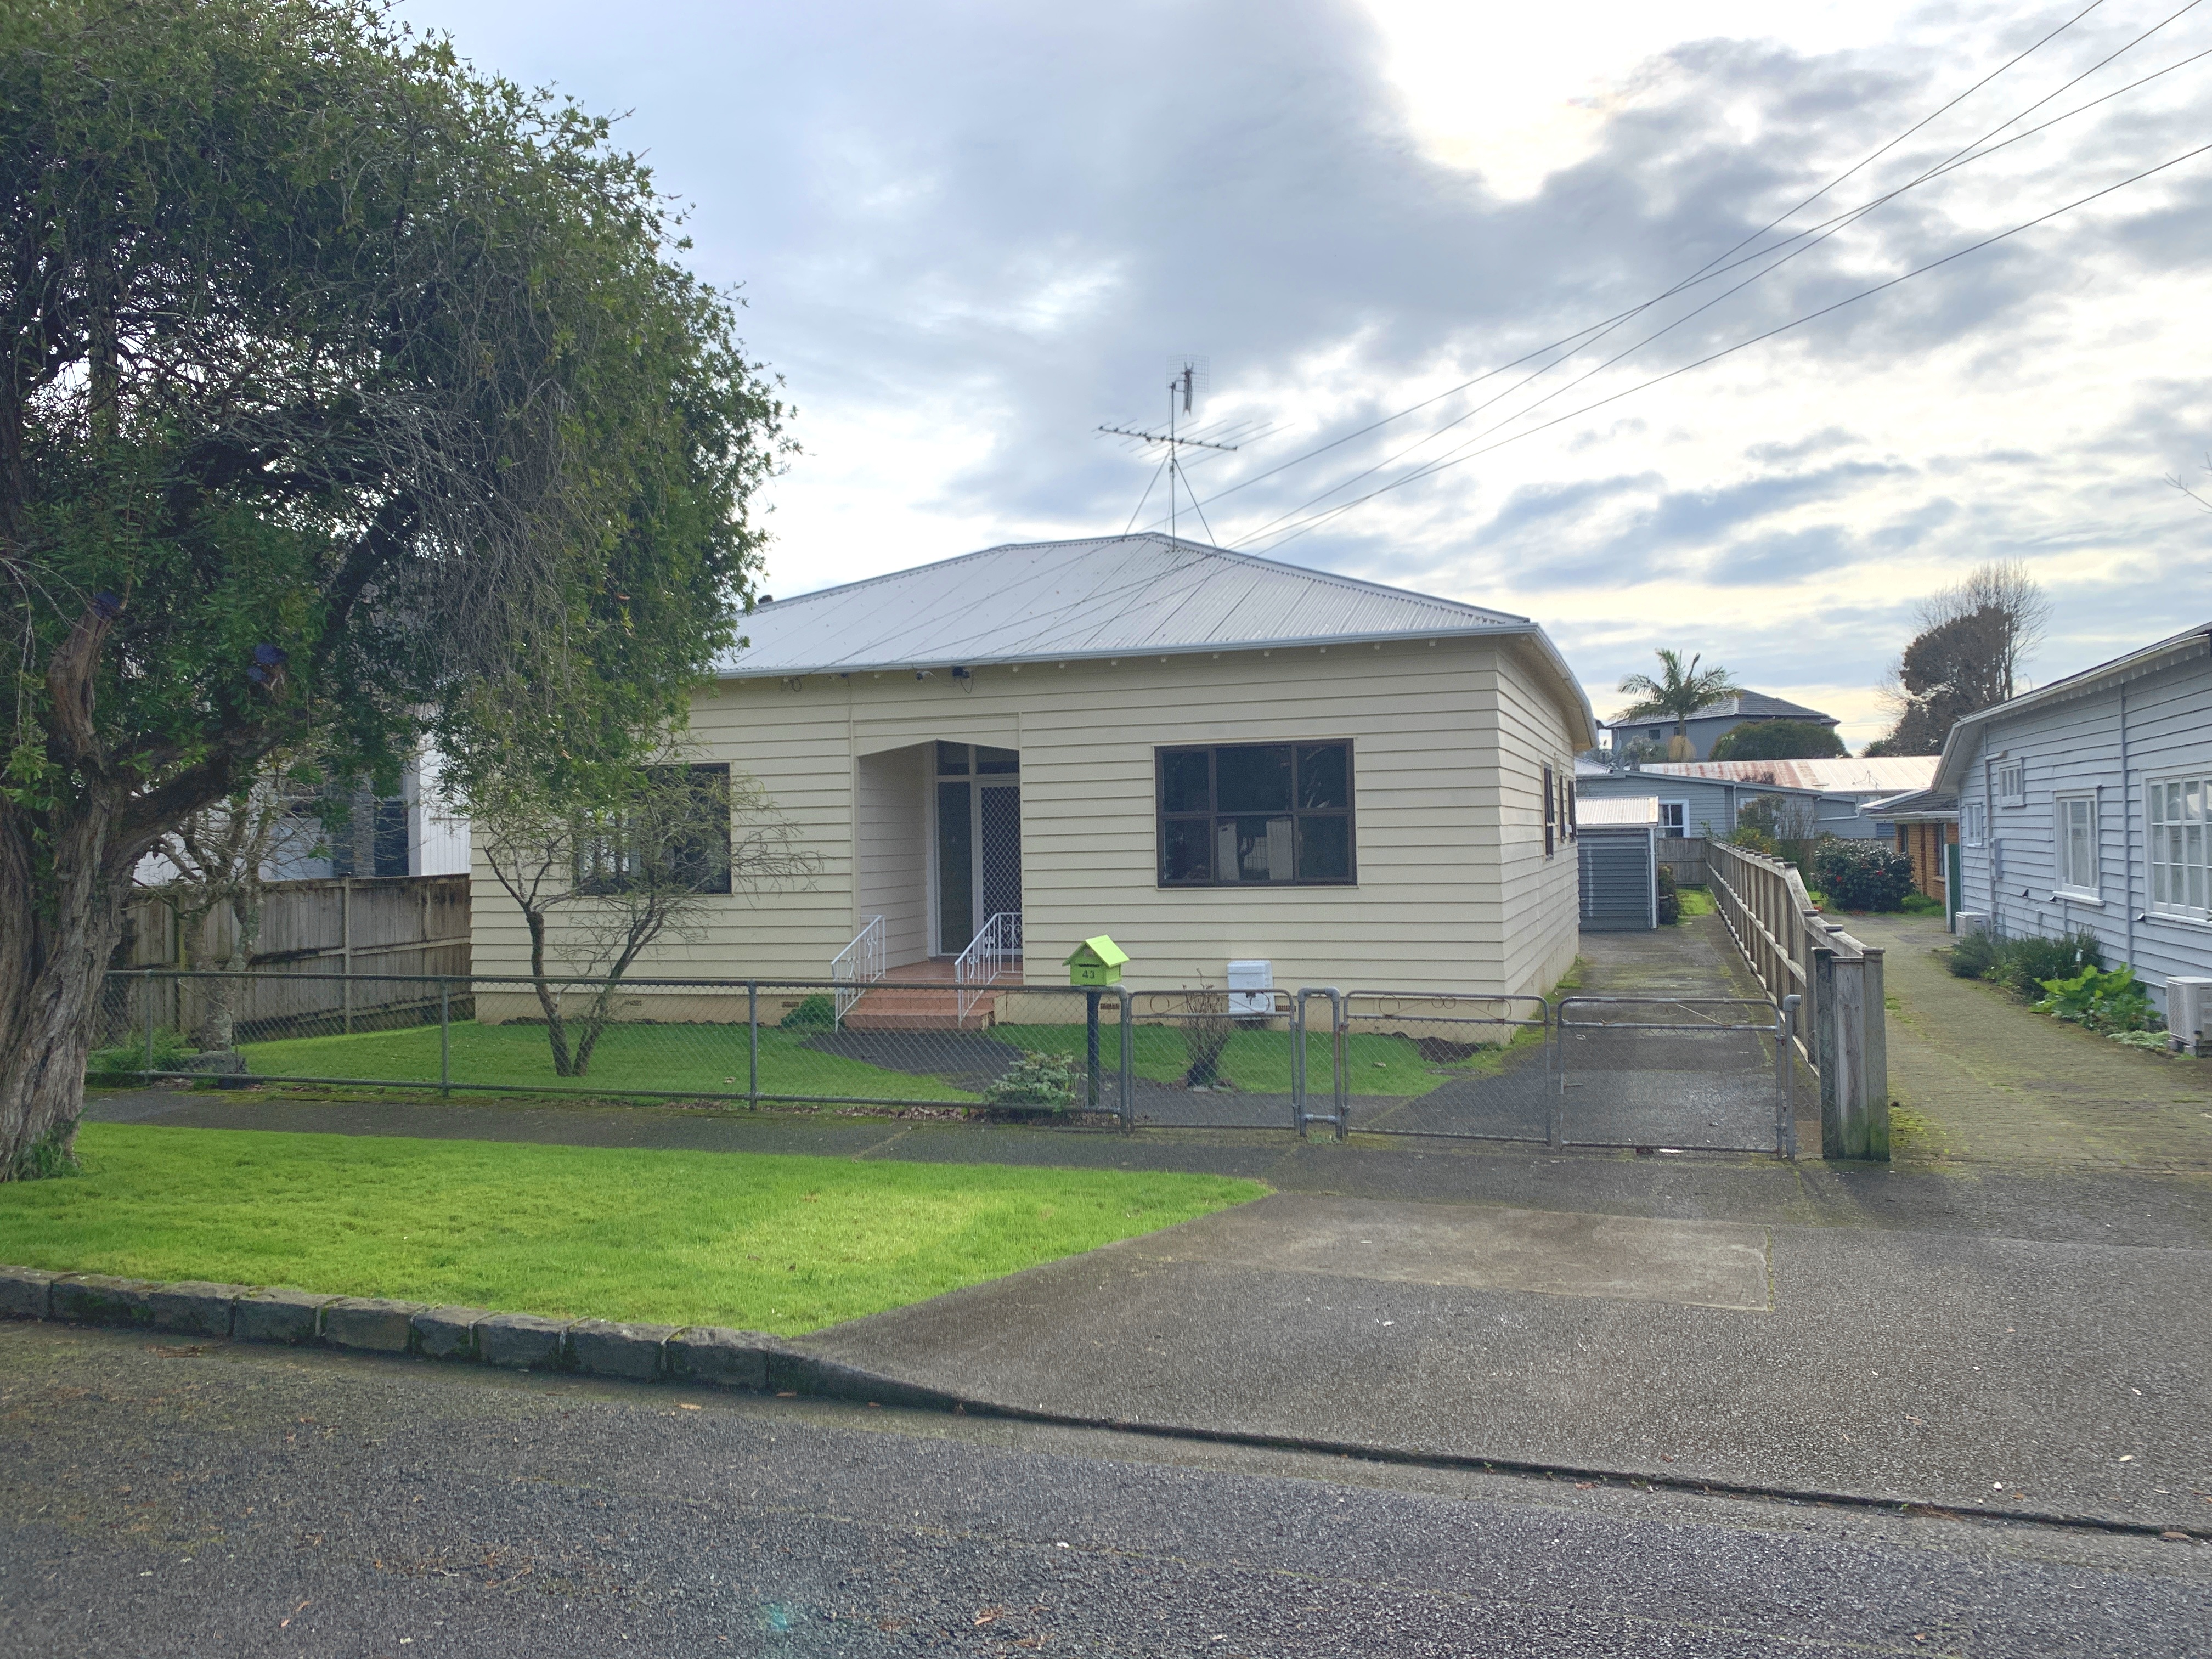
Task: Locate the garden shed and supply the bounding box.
[1576,796,1659,932]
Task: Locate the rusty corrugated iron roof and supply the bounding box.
[1633,757,1938,793]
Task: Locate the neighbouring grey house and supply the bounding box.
[1574,759,1900,843]
[1936,620,2212,1028]
[1603,691,1839,761]
[1576,795,1658,930]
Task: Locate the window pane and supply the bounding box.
[1215,745,1293,813]
[975,745,1020,775]
[1223,814,1293,881]
[1296,744,1349,809]
[936,741,969,776]
[1159,751,1211,815]
[1161,817,1211,883]
[2188,780,2205,823]
[1297,815,1351,879]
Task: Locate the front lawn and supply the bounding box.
[0,1126,1263,1335]
[235,1018,1510,1103]
[245,1019,984,1104]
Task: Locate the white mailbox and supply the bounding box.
[1226,959,1273,1017]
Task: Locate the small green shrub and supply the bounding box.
[6,1124,82,1180]
[779,994,837,1031]
[1948,929,2001,979]
[1656,864,1681,924]
[1810,840,1916,912]
[1899,891,1945,915]
[1994,931,2103,996]
[2033,963,2155,1034]
[983,1050,1082,1112]
[86,1026,193,1085]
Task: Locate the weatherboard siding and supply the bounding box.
[467,637,1585,997]
[1953,647,2212,1017]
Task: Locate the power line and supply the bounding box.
[1233,15,2210,549]
[1241,137,2212,554]
[1229,3,2202,549]
[1133,0,2111,534]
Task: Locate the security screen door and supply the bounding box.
[935,742,1021,953]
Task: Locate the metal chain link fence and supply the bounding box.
[93,971,1801,1155]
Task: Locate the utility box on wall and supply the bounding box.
[1227,959,1273,1015]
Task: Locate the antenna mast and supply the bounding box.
[1098,357,1237,545]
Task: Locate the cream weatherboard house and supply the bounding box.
[470,534,1597,999]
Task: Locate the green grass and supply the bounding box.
[245,1020,985,1105]
[0,1125,1264,1335]
[239,1019,1493,1102]
[992,1024,1480,1096]
[1674,886,1717,918]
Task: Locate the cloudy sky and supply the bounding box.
[403,0,2212,745]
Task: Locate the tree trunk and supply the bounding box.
[524,909,577,1075]
[0,791,140,1177]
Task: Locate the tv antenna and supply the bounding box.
[1098,357,1239,546]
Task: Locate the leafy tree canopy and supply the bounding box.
[1707,720,1847,761]
[0,0,788,1173]
[1613,649,1741,753]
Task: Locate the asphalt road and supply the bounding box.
[4,1323,2207,1657]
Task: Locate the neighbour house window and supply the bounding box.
[577,763,733,895]
[1544,765,1556,856]
[1156,742,1355,885]
[2053,793,2098,899]
[1658,802,1687,838]
[1961,800,1987,846]
[1995,759,2025,806]
[2148,775,2209,921]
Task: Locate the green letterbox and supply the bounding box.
[1064,935,1128,988]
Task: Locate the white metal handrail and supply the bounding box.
[955,910,1022,1019]
[830,915,885,1026]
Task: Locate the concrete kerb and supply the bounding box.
[0,1263,785,1398]
[3,1262,2207,1544]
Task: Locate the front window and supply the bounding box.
[2148,775,2209,920]
[1961,800,1987,846]
[577,763,733,895]
[2054,793,2098,898]
[1157,742,1354,885]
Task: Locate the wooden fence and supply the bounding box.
[118,874,470,1041]
[1705,840,1889,1161]
[1655,837,1709,887]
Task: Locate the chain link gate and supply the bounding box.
[1553,995,1799,1156]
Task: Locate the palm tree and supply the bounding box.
[1615,650,1742,759]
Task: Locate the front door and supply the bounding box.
[934,742,1021,953]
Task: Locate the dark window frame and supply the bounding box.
[575,762,734,896]
[1154,741,1356,888]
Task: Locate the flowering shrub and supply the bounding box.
[1809,840,1915,911]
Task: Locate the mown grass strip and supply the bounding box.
[0,1125,1264,1335]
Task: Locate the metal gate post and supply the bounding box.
[1294,990,1346,1139]
[142,968,156,1078]
[1547,999,1565,1152]
[1290,991,1308,1136]
[1115,987,1135,1133]
[747,981,760,1109]
[439,981,452,1097]
[1775,994,1801,1158]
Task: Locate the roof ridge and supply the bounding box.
[755,533,1526,625]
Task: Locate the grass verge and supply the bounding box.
[0,1125,1264,1335]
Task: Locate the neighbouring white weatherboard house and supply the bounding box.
[1936,620,2212,1027]
[469,534,1598,997]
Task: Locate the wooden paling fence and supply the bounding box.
[119,874,470,1041]
[1705,840,1889,1161]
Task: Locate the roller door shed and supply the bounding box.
[1578,797,1658,931]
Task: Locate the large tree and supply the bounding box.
[1707,720,1847,761]
[1612,650,1742,760]
[0,0,786,1175]
[1866,561,2049,755]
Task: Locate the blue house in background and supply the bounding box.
[1936,620,2212,1027]
[1603,690,1840,760]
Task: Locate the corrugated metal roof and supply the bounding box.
[1578,795,1660,825]
[715,533,1530,676]
[1635,757,1938,793]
